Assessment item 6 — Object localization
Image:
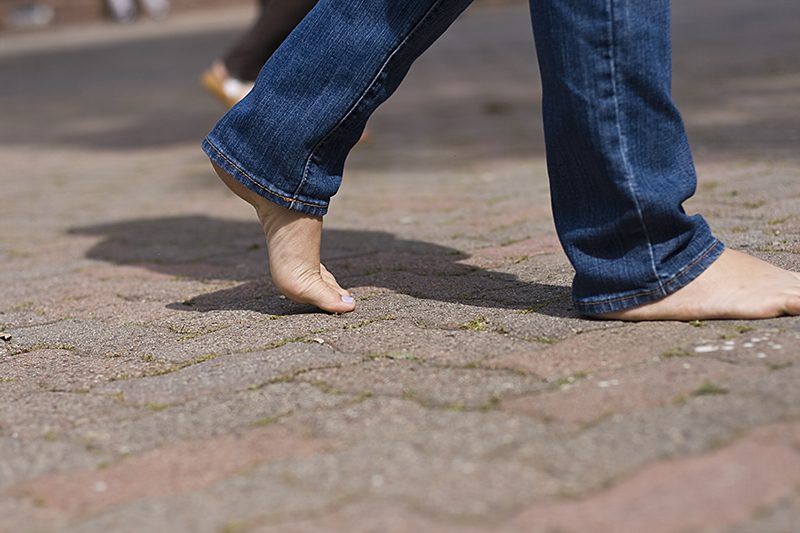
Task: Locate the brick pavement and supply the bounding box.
[1,1,800,531]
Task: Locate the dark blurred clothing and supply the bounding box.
[223,0,318,81]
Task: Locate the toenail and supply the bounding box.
[341,295,355,304]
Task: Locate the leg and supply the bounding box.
[204,0,473,313]
[203,0,318,108]
[223,0,318,82]
[529,0,800,320]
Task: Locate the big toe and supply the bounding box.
[277,273,356,314]
[783,293,800,316]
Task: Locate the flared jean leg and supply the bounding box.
[529,0,724,314]
[203,0,473,217]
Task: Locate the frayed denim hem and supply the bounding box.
[575,239,726,316]
[202,137,329,218]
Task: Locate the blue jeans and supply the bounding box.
[202,0,725,315]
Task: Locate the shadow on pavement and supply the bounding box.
[69,215,575,317]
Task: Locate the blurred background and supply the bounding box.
[0,0,797,163]
[0,0,244,28]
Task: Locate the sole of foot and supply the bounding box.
[597,249,800,321]
[211,163,356,314]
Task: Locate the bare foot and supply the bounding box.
[598,249,800,321]
[212,163,356,314]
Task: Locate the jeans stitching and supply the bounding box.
[205,138,327,209]
[606,0,667,296]
[292,0,449,208]
[578,239,721,308]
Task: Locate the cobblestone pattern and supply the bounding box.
[1,2,799,531]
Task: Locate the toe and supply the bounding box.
[278,271,356,314]
[784,294,800,316]
[320,264,351,297]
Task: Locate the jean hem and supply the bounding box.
[575,238,726,316]
[201,137,329,217]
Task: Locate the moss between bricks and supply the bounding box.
[460,317,489,332]
[660,346,692,359]
[367,350,417,362]
[555,371,589,387]
[220,521,249,533]
[149,352,220,377]
[144,402,170,411]
[252,416,279,427]
[692,381,729,396]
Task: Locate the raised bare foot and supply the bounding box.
[597,249,800,321]
[212,163,356,314]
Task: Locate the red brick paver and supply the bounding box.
[14,426,331,516]
[509,423,800,533]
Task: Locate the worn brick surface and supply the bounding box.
[1,1,799,532]
[508,423,800,533]
[15,426,331,515]
[501,357,767,425]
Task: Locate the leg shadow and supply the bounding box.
[69,215,574,316]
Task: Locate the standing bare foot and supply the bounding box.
[598,249,800,321]
[212,163,356,314]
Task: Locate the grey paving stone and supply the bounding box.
[724,494,800,533]
[300,359,546,409]
[69,382,354,457]
[94,343,361,406]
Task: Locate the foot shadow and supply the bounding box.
[69,215,574,317]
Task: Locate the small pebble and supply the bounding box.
[722,346,735,351]
[771,344,783,350]
[312,338,325,344]
[723,341,736,346]
[756,353,767,359]
[743,342,754,348]
[0,333,11,342]
[683,363,692,369]
[694,345,719,353]
[93,481,108,493]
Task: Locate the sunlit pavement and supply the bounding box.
[1,1,800,531]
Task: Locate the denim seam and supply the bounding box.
[578,238,721,307]
[204,137,327,209]
[606,0,667,296]
[291,0,449,207]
